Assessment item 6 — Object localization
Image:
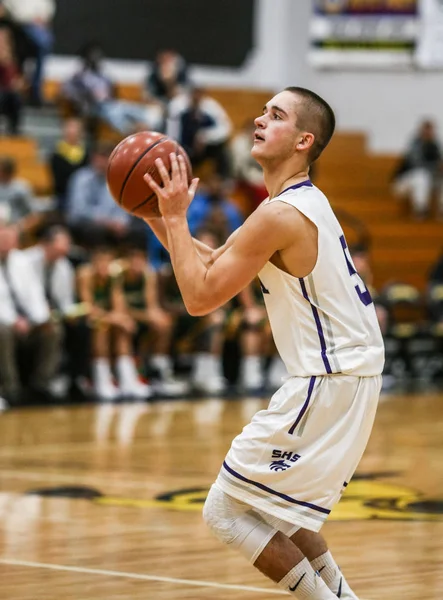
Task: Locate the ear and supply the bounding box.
[296,132,315,153]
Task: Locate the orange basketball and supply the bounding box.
[107,131,192,218]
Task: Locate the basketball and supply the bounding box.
[107,131,192,219]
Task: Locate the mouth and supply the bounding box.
[254,131,265,142]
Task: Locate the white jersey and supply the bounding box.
[258,181,384,377]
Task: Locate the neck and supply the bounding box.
[262,163,310,200]
[43,246,56,263]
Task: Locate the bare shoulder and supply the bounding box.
[242,199,311,249]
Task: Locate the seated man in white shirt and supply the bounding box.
[24,225,90,397]
[0,220,62,405]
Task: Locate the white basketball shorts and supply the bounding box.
[215,374,382,532]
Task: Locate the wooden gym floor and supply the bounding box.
[0,391,442,599]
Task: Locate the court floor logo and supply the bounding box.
[27,472,443,521]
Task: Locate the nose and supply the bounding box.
[254,114,265,128]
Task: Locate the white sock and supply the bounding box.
[279,558,337,599]
[242,355,264,389]
[93,358,113,389]
[116,355,140,390]
[151,354,173,379]
[193,352,222,383]
[311,551,356,598]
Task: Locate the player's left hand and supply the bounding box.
[143,153,199,219]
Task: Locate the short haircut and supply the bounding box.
[284,87,336,163]
[40,225,70,243]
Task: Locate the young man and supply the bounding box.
[143,87,384,599]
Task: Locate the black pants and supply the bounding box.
[0,89,22,135]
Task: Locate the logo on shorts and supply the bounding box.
[269,450,301,471]
[270,460,292,472]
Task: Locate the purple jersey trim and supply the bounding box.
[299,278,333,374]
[288,376,316,435]
[277,180,313,196]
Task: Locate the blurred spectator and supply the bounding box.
[120,247,186,395]
[428,250,443,327]
[167,87,233,178]
[231,118,268,211]
[0,27,23,134]
[188,174,243,236]
[62,42,162,136]
[429,248,443,285]
[0,156,40,237]
[77,246,151,400]
[2,0,55,106]
[23,226,90,397]
[0,219,61,405]
[66,142,145,248]
[24,225,75,315]
[50,118,89,214]
[145,49,189,104]
[392,120,443,219]
[158,228,227,394]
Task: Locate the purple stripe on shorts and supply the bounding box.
[222,461,331,515]
[299,278,332,374]
[288,376,316,435]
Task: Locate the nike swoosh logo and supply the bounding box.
[318,565,326,573]
[289,572,306,592]
[337,576,343,598]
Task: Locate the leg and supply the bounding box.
[114,322,151,398]
[2,90,23,135]
[240,308,266,392]
[192,310,226,394]
[29,322,62,391]
[203,485,336,598]
[0,323,21,401]
[98,100,148,135]
[291,529,359,599]
[91,324,119,401]
[409,168,432,218]
[23,23,53,104]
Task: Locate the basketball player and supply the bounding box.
[143,87,384,599]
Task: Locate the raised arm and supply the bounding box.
[144,154,300,316]
[144,214,241,268]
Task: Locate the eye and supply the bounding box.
[273,113,282,120]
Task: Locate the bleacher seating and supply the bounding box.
[2,84,441,291]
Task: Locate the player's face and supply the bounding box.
[128,252,145,273]
[251,91,301,163]
[93,252,112,276]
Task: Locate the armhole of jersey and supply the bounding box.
[274,195,321,229]
[267,196,321,280]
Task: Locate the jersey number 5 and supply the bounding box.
[339,235,373,307]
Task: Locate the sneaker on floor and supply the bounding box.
[194,376,227,396]
[120,381,152,400]
[95,382,120,402]
[0,396,8,412]
[153,378,190,397]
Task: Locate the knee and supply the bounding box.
[203,485,277,563]
[203,485,239,546]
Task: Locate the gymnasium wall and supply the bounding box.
[46,0,443,153]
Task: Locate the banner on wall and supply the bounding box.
[310,0,419,68]
[415,0,443,67]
